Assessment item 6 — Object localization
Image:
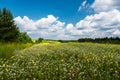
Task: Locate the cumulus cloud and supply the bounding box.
[75,9,120,38]
[14,16,36,31]
[14,9,120,40]
[91,0,120,12]
[14,15,66,39]
[14,11,120,39]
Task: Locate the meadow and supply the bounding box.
[0,42,120,80]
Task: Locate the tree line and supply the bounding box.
[78,37,120,44]
[58,37,120,44]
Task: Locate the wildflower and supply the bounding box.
[73,67,79,72]
[68,73,74,77]
[61,59,64,62]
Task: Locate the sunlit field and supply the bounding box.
[0,42,120,79]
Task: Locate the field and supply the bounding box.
[0,42,120,80]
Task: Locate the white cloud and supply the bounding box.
[75,9,120,38]
[78,0,89,12]
[35,15,57,29]
[14,9,120,40]
[65,24,82,36]
[66,24,75,30]
[12,0,120,40]
[113,30,120,35]
[14,15,66,39]
[14,16,37,31]
[91,0,120,12]
[82,0,87,6]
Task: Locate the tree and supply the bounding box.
[36,38,44,43]
[17,32,32,43]
[0,8,20,42]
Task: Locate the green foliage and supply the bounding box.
[78,37,120,44]
[0,8,20,42]
[17,32,33,43]
[35,38,44,43]
[0,7,32,43]
[0,43,120,79]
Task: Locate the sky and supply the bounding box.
[0,0,120,40]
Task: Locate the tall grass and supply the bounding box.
[0,43,32,59]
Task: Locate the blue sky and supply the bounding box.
[0,0,94,24]
[0,0,120,40]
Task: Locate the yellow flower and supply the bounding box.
[56,68,58,71]
[61,59,64,62]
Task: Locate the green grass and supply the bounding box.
[0,42,120,79]
[0,43,33,59]
[41,40,61,44]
